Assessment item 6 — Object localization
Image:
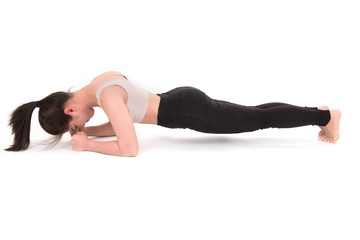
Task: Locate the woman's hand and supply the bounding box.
[69,125,87,136]
[71,131,89,151]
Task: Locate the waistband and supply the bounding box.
[157,93,168,126]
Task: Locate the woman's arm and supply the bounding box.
[85,122,115,137]
[71,132,136,157]
[71,85,138,157]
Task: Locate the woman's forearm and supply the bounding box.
[86,139,138,157]
[85,122,115,137]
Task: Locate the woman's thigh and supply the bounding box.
[158,87,260,133]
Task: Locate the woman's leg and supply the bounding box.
[157,87,339,141]
[254,102,295,109]
[249,103,331,129]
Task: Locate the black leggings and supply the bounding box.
[156,87,330,134]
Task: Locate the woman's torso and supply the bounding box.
[88,71,160,125]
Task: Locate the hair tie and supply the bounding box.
[36,101,40,108]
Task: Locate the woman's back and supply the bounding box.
[88,71,160,124]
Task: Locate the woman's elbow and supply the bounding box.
[127,147,138,157]
[117,143,138,157]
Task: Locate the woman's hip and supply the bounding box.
[156,86,211,128]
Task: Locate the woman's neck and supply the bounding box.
[71,86,99,108]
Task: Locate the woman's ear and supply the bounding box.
[64,106,74,115]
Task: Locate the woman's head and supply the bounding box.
[6,91,73,151]
[64,97,95,135]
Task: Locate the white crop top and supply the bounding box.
[96,77,149,123]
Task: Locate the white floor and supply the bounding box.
[1,0,359,239]
[1,122,359,240]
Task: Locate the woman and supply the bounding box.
[5,71,341,156]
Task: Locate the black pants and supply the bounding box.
[157,87,331,134]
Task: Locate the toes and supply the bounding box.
[318,130,325,137]
[318,135,326,142]
[318,135,336,144]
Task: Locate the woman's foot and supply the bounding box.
[317,106,329,111]
[317,107,341,144]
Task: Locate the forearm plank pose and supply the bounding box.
[6,71,341,157]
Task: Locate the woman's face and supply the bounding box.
[67,107,94,135]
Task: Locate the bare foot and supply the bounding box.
[318,108,341,144]
[317,106,329,111]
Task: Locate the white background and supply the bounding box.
[0,0,359,239]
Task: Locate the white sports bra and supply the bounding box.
[96,76,149,123]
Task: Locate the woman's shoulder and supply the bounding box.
[90,71,127,85]
[87,71,128,107]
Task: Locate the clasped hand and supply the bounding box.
[69,127,89,151]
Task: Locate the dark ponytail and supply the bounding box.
[6,92,72,151]
[5,101,38,151]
